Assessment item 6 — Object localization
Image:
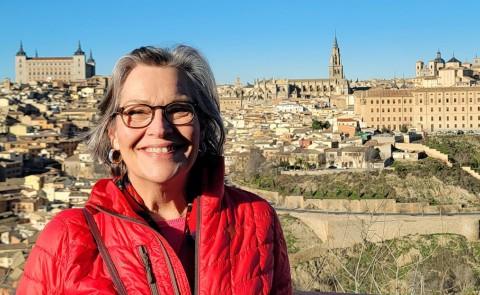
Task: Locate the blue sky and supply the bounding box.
[1,0,479,84]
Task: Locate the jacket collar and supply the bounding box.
[85,155,225,219]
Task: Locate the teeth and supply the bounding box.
[145,147,171,153]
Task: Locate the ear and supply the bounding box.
[108,126,120,150]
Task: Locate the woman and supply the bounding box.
[17,45,292,294]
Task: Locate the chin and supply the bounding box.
[140,162,189,185]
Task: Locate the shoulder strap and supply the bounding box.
[82,208,128,295]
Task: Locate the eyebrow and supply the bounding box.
[122,96,192,105]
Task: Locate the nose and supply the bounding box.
[145,109,173,137]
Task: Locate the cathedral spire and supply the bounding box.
[329,34,344,80]
[35,49,38,58]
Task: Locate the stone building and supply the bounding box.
[15,42,96,84]
[415,51,480,87]
[355,86,480,132]
[218,35,350,107]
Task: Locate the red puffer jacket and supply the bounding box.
[17,158,292,294]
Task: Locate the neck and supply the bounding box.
[127,173,188,221]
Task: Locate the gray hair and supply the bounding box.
[87,45,225,176]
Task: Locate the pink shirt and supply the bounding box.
[152,216,186,255]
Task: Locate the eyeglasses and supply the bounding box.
[114,101,197,128]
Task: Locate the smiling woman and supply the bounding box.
[17,45,292,295]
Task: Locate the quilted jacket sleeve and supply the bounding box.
[16,215,69,295]
[272,211,292,294]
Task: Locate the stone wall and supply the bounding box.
[462,166,480,181]
[233,184,282,204]
[235,184,480,214]
[288,211,480,248]
[395,143,451,167]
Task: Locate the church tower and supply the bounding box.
[329,34,344,80]
[15,41,28,84]
[72,41,86,81]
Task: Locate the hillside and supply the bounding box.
[239,158,480,206]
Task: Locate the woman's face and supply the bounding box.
[109,65,200,187]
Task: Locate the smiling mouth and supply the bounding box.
[143,145,185,154]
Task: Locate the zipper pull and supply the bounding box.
[138,245,156,284]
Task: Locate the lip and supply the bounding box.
[137,143,187,158]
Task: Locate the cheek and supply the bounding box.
[115,122,143,151]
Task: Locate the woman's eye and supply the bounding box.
[126,108,149,115]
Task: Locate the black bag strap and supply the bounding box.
[83,208,128,295]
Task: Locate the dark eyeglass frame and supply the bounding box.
[113,101,198,129]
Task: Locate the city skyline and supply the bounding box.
[1,0,479,84]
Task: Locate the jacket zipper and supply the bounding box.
[194,197,201,295]
[92,205,181,294]
[138,245,160,295]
